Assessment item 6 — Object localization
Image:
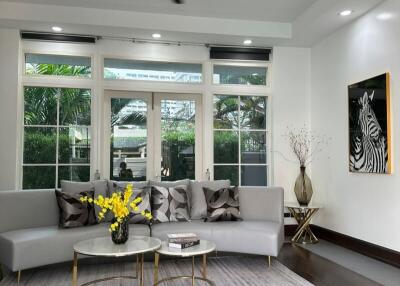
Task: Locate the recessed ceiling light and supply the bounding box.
[243,39,252,45]
[339,10,353,17]
[377,13,392,21]
[152,33,161,39]
[52,26,63,32]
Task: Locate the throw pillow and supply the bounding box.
[151,185,190,223]
[55,189,97,228]
[60,180,108,221]
[189,180,230,219]
[111,182,152,225]
[203,186,242,222]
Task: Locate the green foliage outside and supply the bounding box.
[23,63,266,188]
[23,64,91,189]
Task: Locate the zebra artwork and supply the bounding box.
[348,73,391,174]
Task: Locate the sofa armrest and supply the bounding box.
[239,187,284,223]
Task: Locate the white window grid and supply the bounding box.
[213,94,269,186]
[22,87,92,189]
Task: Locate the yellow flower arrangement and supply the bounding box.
[80,184,152,232]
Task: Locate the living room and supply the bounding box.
[0,0,399,285]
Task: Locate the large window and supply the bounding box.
[23,87,91,189]
[213,95,268,186]
[104,58,202,83]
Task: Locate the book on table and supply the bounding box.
[167,233,200,249]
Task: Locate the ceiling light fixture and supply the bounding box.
[243,39,252,45]
[377,13,393,21]
[52,26,63,32]
[339,10,353,17]
[152,33,162,39]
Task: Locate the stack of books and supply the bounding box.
[167,233,200,249]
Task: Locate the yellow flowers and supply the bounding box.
[80,184,152,232]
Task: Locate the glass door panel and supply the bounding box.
[110,98,148,181]
[160,99,196,181]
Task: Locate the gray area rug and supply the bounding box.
[0,256,313,286]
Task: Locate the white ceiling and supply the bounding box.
[0,0,385,47]
[3,0,318,22]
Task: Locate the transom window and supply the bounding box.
[104,58,202,83]
[213,95,268,186]
[25,53,91,78]
[213,65,267,85]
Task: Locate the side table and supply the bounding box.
[286,203,323,244]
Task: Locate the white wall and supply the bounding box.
[311,0,400,251]
[272,47,311,206]
[0,29,19,190]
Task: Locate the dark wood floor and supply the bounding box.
[277,242,383,286]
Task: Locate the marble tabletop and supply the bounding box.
[74,236,161,257]
[156,240,216,257]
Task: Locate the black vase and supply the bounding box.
[111,218,129,244]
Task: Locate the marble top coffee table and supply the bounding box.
[153,240,216,286]
[72,236,161,286]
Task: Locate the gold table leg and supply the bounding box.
[140,253,144,286]
[202,254,207,279]
[289,207,320,244]
[72,252,78,286]
[154,252,160,285]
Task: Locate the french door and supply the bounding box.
[104,90,202,182]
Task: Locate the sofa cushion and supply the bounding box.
[150,179,190,188]
[189,180,230,220]
[60,180,109,220]
[203,186,241,222]
[55,190,97,228]
[0,190,59,233]
[151,220,212,241]
[0,224,150,271]
[209,221,283,256]
[151,185,190,223]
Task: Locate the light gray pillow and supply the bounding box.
[149,179,190,188]
[60,180,109,221]
[109,181,151,225]
[189,180,230,219]
[108,180,149,194]
[151,185,190,223]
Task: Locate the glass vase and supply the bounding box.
[111,218,129,244]
[294,166,313,206]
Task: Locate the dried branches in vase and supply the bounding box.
[284,126,329,205]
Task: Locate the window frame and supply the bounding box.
[211,60,271,88]
[19,44,97,190]
[102,55,205,85]
[17,40,272,190]
[212,94,271,186]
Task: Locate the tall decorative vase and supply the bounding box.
[111,218,129,244]
[294,166,313,206]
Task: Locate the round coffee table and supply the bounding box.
[72,236,161,286]
[153,240,216,286]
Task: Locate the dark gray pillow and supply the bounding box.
[55,189,97,228]
[112,182,152,225]
[189,180,230,219]
[151,185,190,223]
[60,180,108,221]
[203,186,242,222]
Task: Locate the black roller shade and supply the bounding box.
[21,31,96,44]
[210,47,271,61]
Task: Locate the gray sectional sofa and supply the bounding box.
[0,180,284,278]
